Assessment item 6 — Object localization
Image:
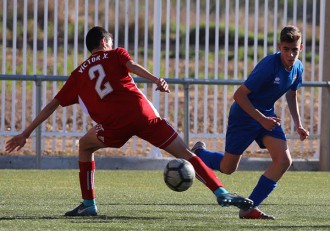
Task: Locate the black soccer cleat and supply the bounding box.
[64,203,98,216]
[217,193,254,210]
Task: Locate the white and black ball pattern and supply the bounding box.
[163,158,195,192]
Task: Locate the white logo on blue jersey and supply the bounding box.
[273,77,280,85]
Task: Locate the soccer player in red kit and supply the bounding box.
[6,26,253,216]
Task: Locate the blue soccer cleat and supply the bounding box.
[64,203,97,216]
[217,193,254,210]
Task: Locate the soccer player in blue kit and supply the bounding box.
[192,25,309,219]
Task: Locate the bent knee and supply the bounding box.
[282,158,292,169]
[220,154,240,175]
[274,156,292,170]
[78,137,98,153]
[220,166,237,175]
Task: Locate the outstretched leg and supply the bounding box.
[164,136,253,210]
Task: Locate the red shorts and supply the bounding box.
[95,118,178,149]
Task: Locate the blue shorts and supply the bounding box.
[225,115,286,155]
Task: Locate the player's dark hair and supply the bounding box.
[280,25,302,43]
[86,26,113,53]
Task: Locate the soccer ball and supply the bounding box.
[163,158,195,192]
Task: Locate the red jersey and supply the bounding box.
[55,47,159,129]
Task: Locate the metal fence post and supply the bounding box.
[152,0,162,111]
[184,81,190,145]
[35,75,42,169]
[320,0,330,171]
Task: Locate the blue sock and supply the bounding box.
[249,175,277,207]
[213,187,229,197]
[196,149,224,171]
[83,199,96,207]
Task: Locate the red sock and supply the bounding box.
[188,156,224,191]
[79,161,96,199]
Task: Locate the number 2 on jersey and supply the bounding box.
[88,64,113,99]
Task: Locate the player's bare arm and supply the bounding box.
[126,60,170,93]
[285,90,309,140]
[233,85,281,131]
[5,98,61,153]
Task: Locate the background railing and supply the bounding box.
[1,74,329,165]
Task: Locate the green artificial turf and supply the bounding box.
[0,170,329,231]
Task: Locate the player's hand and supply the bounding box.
[297,126,309,141]
[155,78,170,93]
[261,117,281,131]
[5,134,28,153]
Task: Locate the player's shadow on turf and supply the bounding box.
[0,216,67,220]
[0,215,163,222]
[0,215,109,221]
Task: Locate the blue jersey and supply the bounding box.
[225,53,304,155]
[230,52,303,117]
